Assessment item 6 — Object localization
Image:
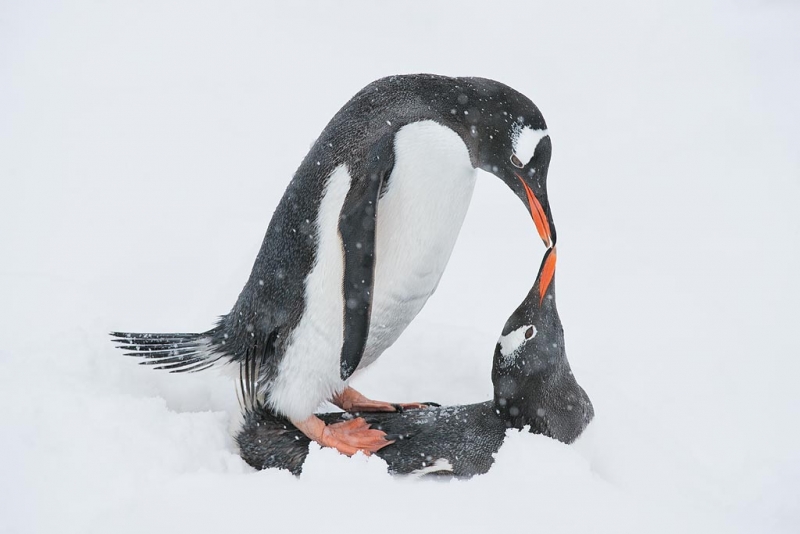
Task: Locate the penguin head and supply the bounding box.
[350,75,555,248]
[456,78,556,249]
[491,247,594,443]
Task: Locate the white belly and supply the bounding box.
[359,120,477,368]
[268,121,475,421]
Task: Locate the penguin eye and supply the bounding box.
[524,326,535,339]
[510,154,524,168]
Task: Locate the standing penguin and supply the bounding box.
[112,74,557,456]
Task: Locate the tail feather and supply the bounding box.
[110,330,225,373]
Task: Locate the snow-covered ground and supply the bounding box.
[2,1,799,532]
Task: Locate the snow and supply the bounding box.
[1,1,799,533]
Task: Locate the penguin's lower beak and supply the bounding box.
[516,173,554,247]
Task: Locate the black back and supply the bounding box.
[237,402,506,477]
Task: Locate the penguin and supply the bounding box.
[111,74,557,456]
[235,247,593,477]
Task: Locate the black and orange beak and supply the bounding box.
[538,246,557,304]
[516,173,555,248]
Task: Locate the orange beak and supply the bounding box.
[539,247,557,304]
[516,174,552,248]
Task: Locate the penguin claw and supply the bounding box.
[394,402,439,410]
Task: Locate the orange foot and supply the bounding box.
[331,386,432,413]
[293,414,392,456]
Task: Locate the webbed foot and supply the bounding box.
[332,387,436,413]
[293,414,393,456]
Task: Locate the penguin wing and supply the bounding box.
[337,134,395,380]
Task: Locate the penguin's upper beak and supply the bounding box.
[515,171,555,248]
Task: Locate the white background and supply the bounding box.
[1,1,798,532]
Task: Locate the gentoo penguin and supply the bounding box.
[112,74,557,456]
[236,247,594,477]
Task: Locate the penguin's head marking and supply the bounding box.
[511,125,549,169]
[497,324,537,362]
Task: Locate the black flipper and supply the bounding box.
[338,133,395,380]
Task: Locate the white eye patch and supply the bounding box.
[498,324,537,361]
[511,126,549,167]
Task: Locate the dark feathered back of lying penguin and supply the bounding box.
[237,402,507,477]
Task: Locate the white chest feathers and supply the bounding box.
[362,120,477,366]
[268,121,476,421]
[268,165,352,421]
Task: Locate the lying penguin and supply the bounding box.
[112,74,557,456]
[236,247,593,477]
